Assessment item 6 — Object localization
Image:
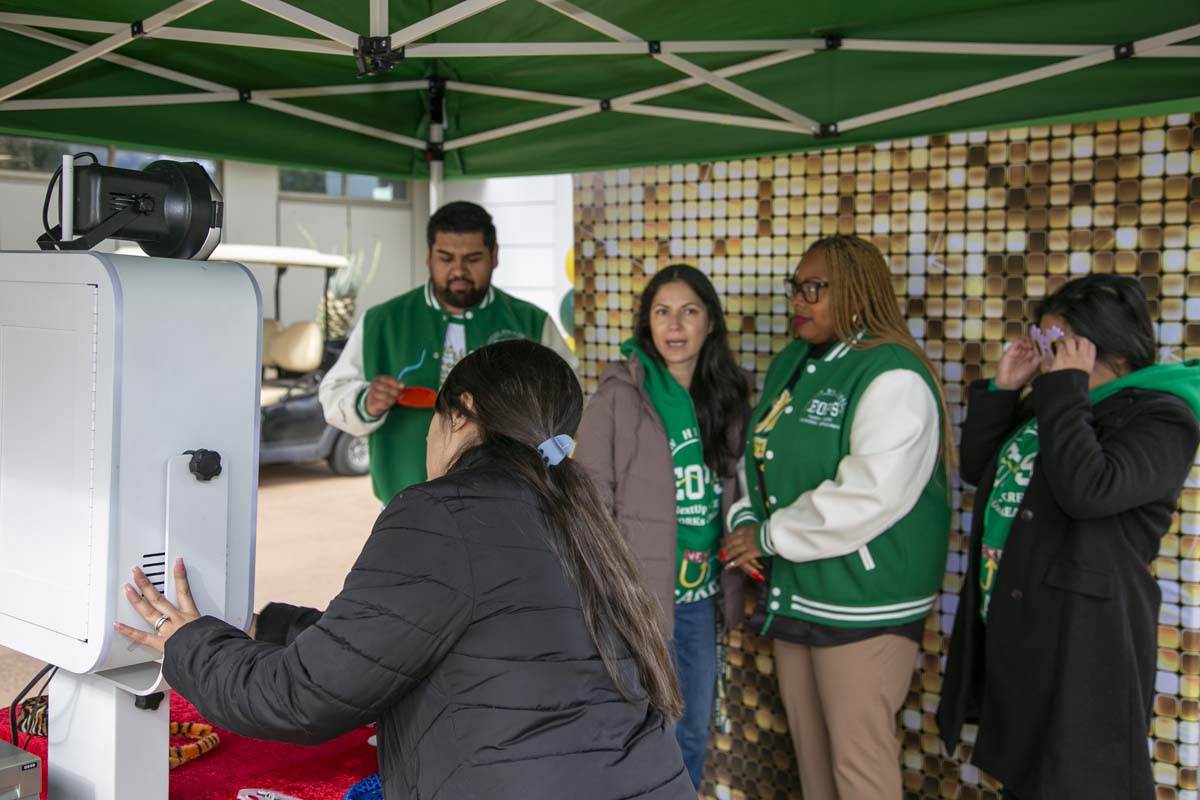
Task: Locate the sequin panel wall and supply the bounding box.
[574,112,1200,800]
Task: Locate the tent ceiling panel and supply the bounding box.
[0,0,1195,179]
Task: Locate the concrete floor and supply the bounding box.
[0,462,378,710]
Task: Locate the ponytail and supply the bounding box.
[436,340,684,720]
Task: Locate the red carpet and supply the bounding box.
[2,692,379,799]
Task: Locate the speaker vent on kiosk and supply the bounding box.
[141,552,167,590]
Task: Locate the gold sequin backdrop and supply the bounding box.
[573,112,1200,800]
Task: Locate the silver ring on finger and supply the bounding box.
[154,614,171,632]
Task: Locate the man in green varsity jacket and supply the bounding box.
[319,201,577,504]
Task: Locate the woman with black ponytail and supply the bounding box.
[939,274,1200,799]
[116,340,693,799]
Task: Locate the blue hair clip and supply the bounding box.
[537,435,575,467]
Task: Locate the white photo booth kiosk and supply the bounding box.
[0,157,260,799]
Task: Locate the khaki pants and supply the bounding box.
[773,635,918,800]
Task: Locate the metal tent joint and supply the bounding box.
[647,40,661,55]
[238,89,252,102]
[824,34,843,50]
[356,34,403,77]
[425,142,445,161]
[816,121,839,138]
[1114,41,1135,59]
[130,19,146,39]
[599,98,612,111]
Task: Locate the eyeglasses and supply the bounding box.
[783,278,830,304]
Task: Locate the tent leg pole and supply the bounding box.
[430,161,443,212]
[429,118,445,211]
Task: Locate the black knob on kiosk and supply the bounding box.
[185,449,222,481]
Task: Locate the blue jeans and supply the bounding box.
[672,596,717,789]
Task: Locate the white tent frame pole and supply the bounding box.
[409,41,643,56]
[537,0,817,131]
[444,49,821,150]
[619,49,816,105]
[0,21,424,151]
[370,0,388,37]
[618,103,808,134]
[0,80,428,110]
[0,24,229,91]
[0,14,351,54]
[839,22,1200,132]
[444,79,811,134]
[391,0,509,46]
[445,105,597,150]
[251,97,426,149]
[3,13,1198,60]
[446,80,593,107]
[235,0,358,48]
[0,0,213,103]
[654,52,817,130]
[152,28,349,54]
[257,82,426,99]
[0,13,119,34]
[0,91,239,111]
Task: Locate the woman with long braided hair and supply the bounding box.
[722,235,953,799]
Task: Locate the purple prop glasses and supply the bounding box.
[1030,324,1065,359]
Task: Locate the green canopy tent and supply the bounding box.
[0,0,1198,208]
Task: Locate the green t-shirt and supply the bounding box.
[621,340,723,605]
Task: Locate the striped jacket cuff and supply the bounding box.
[758,519,776,556]
[729,507,760,531]
[356,387,382,423]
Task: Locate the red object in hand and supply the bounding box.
[718,549,727,561]
[751,570,765,582]
[395,386,437,408]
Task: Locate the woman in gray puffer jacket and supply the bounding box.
[117,340,693,800]
[576,264,752,789]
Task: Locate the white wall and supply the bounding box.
[443,174,574,336]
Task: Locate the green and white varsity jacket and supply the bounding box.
[319,281,577,504]
[726,338,951,630]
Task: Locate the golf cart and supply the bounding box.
[118,243,370,476]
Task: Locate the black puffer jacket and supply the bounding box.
[164,453,692,799]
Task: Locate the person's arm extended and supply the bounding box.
[164,489,474,744]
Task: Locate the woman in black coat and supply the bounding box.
[937,274,1200,799]
[117,339,694,800]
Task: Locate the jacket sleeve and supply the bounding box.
[575,382,619,516]
[1033,369,1200,520]
[541,318,580,371]
[319,316,387,436]
[726,459,759,531]
[163,488,474,745]
[254,602,323,646]
[959,379,1024,486]
[760,369,940,563]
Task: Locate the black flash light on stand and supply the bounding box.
[37,152,224,260]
